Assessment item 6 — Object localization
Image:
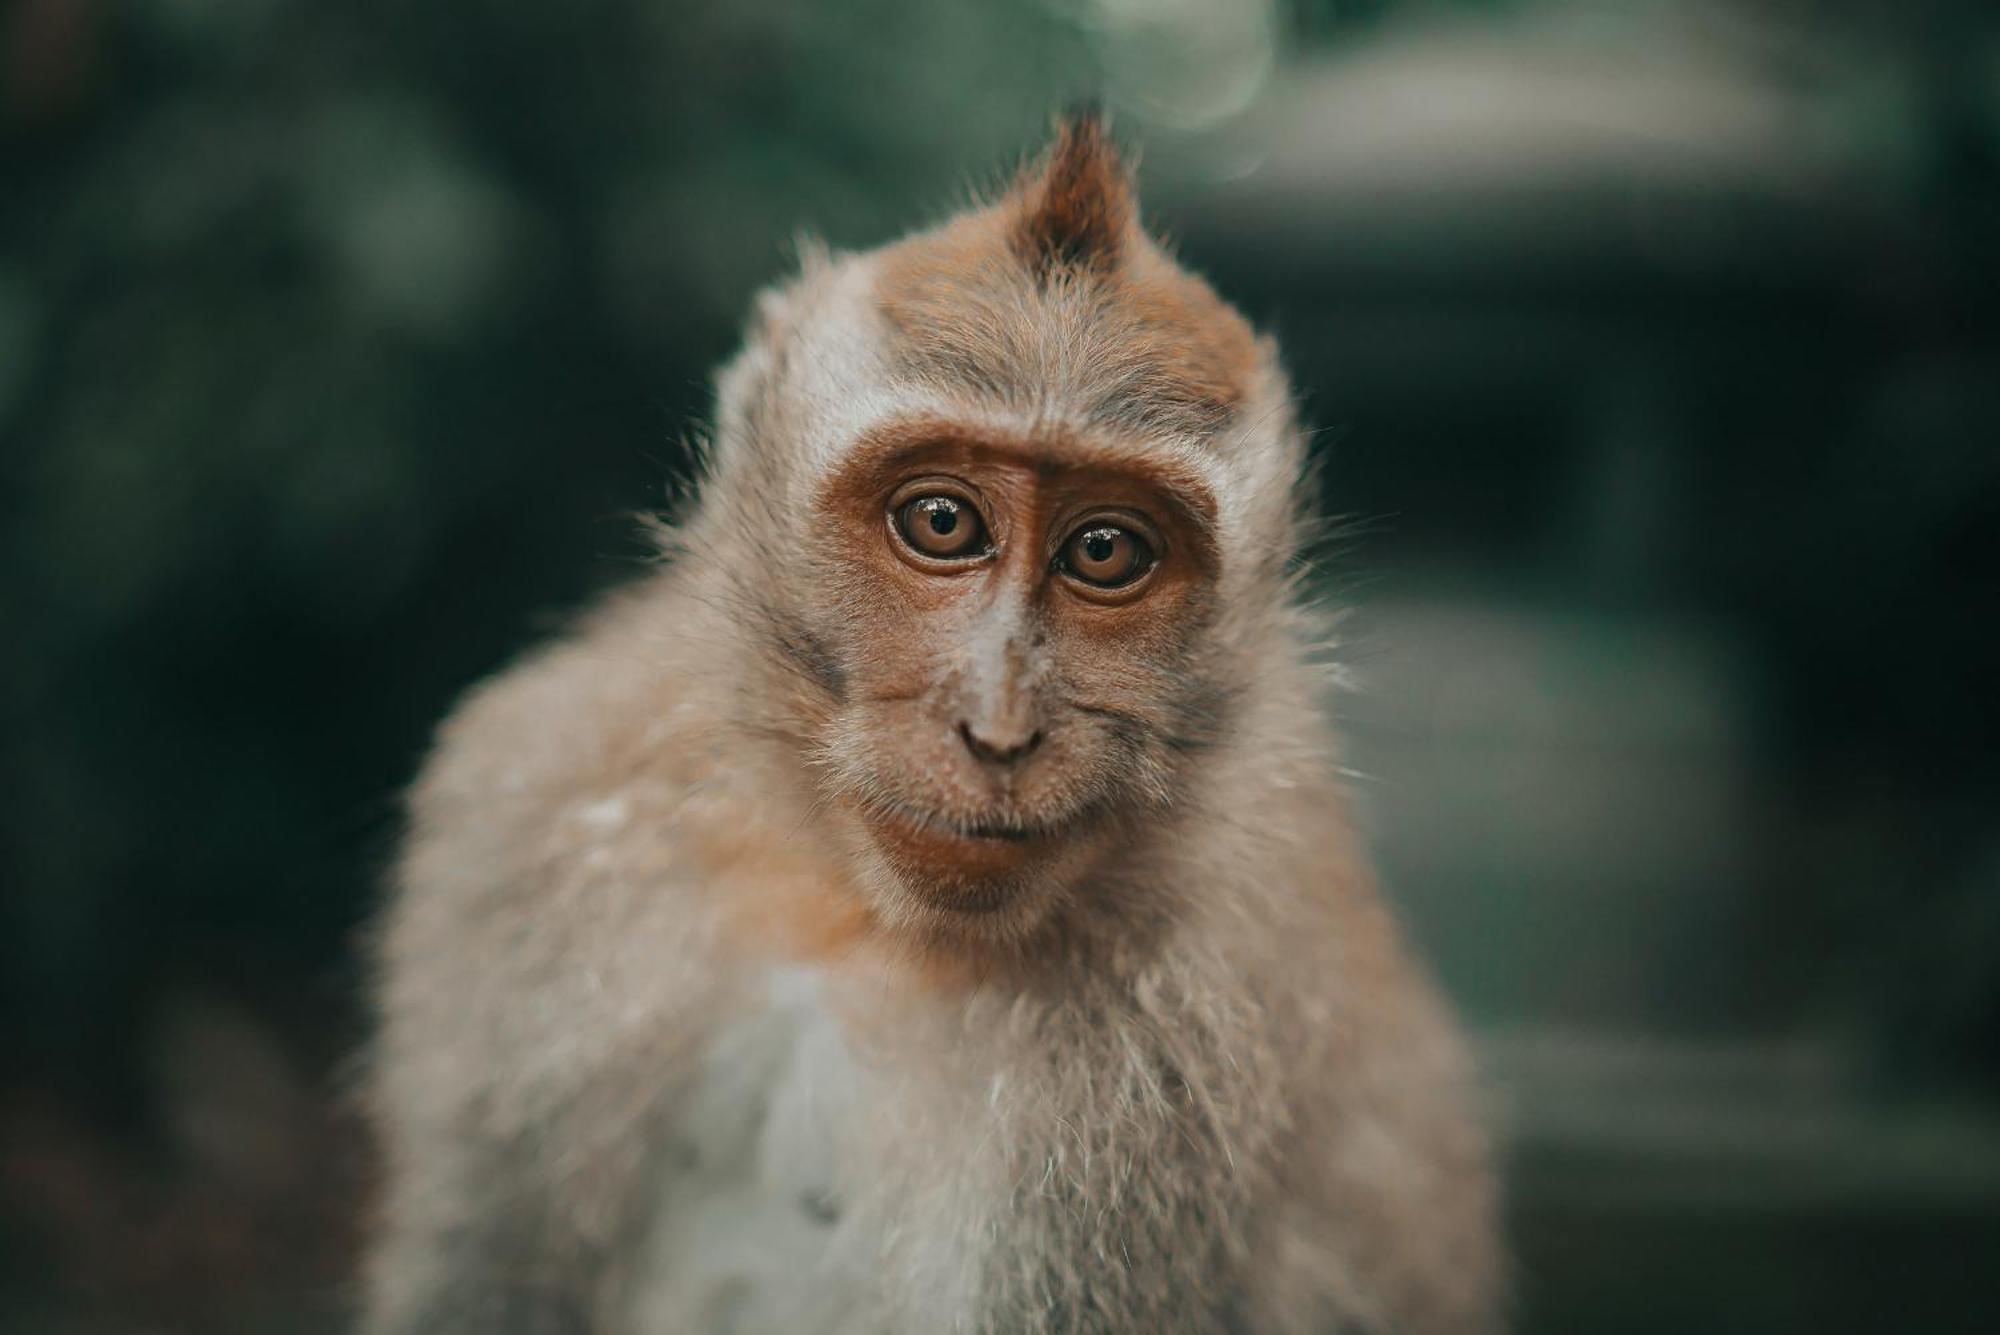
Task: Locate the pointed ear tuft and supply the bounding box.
[1012,109,1133,274]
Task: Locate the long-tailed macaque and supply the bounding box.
[361,115,1502,1334]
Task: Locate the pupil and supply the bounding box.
[1084,532,1116,563]
[928,504,957,536]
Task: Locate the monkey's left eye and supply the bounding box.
[1058,523,1155,590]
[896,494,988,560]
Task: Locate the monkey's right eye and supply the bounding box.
[895,495,988,560]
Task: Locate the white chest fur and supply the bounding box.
[621,965,871,1335]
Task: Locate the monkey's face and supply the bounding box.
[801,417,1223,930]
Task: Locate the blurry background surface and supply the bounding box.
[3,1,1998,1330]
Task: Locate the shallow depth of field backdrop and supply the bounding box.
[4,1,1999,1331]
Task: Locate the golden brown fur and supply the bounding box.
[360,114,1503,1334]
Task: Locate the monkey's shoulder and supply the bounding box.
[406,594,702,823]
[380,590,773,1014]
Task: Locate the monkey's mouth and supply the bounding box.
[853,792,1113,889]
[856,795,1113,906]
[876,800,1054,845]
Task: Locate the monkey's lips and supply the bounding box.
[861,798,1083,886]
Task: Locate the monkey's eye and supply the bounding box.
[1058,523,1154,590]
[896,494,988,560]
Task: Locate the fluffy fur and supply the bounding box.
[360,115,1503,1334]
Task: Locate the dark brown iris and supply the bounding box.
[1060,523,1153,588]
[897,495,986,558]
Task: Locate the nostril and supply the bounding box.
[959,721,1042,766]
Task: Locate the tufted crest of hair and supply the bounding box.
[872,112,1265,439]
[1011,111,1131,273]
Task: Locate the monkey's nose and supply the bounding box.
[958,720,1043,767]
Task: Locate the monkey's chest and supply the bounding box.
[621,965,871,1334]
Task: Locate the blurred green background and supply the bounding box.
[3,1,1998,1331]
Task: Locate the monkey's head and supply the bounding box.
[693,114,1310,943]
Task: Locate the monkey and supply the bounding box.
[359,114,1503,1335]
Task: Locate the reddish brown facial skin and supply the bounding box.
[809,418,1221,920]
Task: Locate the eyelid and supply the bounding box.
[888,475,991,519]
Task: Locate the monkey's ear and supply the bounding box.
[1010,109,1134,275]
